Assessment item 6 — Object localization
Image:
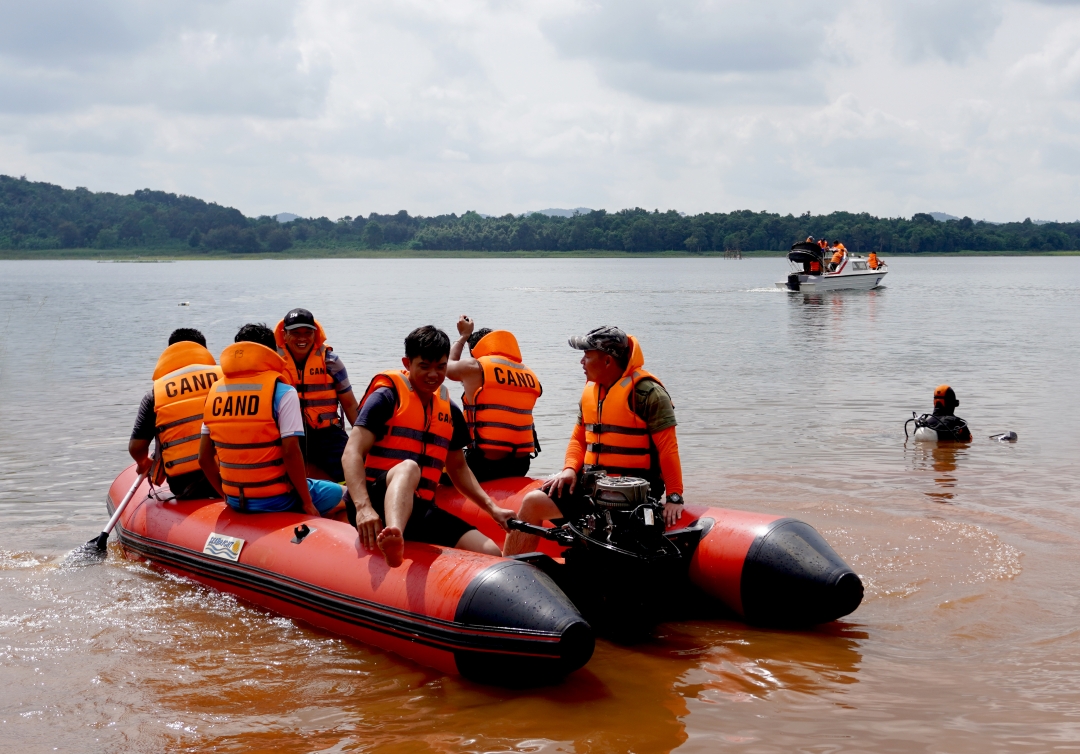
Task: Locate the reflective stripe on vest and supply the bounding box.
[280,345,340,430]
[152,347,222,478]
[361,370,454,502]
[203,344,292,506]
[581,368,662,478]
[464,354,542,459]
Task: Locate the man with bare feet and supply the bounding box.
[502,326,687,557]
[342,326,513,567]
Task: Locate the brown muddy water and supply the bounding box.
[1,257,1078,753]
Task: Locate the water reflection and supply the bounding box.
[908,441,967,503]
[664,621,864,705]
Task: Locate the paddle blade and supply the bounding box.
[60,534,110,567]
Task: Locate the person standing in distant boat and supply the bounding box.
[829,243,846,271]
[447,315,542,481]
[341,326,513,568]
[129,328,222,500]
[273,308,359,482]
[502,326,686,557]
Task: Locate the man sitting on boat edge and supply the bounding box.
[130,328,222,500]
[342,326,513,568]
[198,323,346,519]
[447,315,542,481]
[502,326,686,557]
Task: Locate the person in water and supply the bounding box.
[198,323,346,518]
[502,326,686,557]
[129,328,222,500]
[447,315,542,481]
[341,326,513,567]
[273,308,359,482]
[921,385,973,442]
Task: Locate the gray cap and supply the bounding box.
[568,326,629,360]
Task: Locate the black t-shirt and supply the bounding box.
[131,390,157,440]
[357,386,470,451]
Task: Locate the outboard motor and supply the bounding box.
[509,472,688,638]
[786,273,801,291]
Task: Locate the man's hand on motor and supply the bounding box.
[354,504,383,551]
[487,505,514,531]
[541,468,577,498]
[662,501,683,528]
[456,315,475,339]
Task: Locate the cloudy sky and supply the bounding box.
[1,0,1079,220]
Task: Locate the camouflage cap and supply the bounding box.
[568,326,629,361]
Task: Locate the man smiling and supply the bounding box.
[274,308,359,482]
[342,326,512,567]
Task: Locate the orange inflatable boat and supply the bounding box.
[107,468,862,683]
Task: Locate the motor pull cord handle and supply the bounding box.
[507,518,576,546]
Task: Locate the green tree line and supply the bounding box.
[3,174,1079,254]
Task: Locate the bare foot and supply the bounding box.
[377,526,405,568]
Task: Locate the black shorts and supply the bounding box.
[345,470,477,548]
[165,470,218,500]
[465,447,531,482]
[301,424,349,482]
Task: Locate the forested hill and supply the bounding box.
[3,174,1080,254]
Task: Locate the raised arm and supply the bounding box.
[447,315,483,382]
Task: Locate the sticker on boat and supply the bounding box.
[203,533,245,561]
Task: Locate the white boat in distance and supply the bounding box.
[776,242,887,292]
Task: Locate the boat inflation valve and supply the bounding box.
[291,524,313,544]
[593,476,652,510]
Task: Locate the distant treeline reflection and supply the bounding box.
[2,174,1077,254]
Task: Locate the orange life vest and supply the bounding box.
[151,342,222,480]
[831,250,844,264]
[361,370,454,502]
[809,260,822,273]
[868,253,879,269]
[202,343,292,507]
[274,319,341,430]
[463,331,542,460]
[580,336,661,480]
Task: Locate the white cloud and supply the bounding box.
[1,0,1080,221]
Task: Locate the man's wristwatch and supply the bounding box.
[666,493,684,506]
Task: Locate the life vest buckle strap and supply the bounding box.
[474,403,533,415]
[163,453,200,469]
[160,433,202,450]
[586,442,651,456]
[299,398,339,407]
[157,413,204,432]
[584,423,649,436]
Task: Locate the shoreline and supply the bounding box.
[1,248,1078,261]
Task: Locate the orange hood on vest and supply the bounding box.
[273,318,328,354]
[219,342,286,378]
[152,341,217,380]
[471,330,522,361]
[622,336,644,376]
